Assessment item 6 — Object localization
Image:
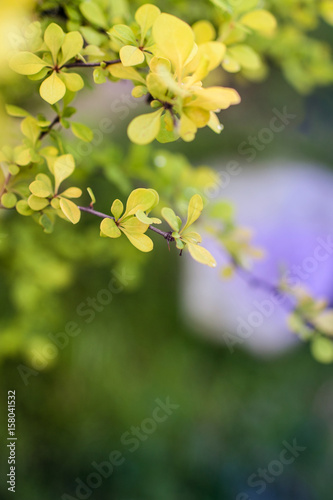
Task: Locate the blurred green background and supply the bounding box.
[1,1,333,499]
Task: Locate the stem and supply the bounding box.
[61,59,121,69]
[39,115,60,140]
[78,206,175,242]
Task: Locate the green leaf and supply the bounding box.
[10,52,49,75]
[79,2,108,29]
[39,213,54,233]
[120,45,145,67]
[100,218,122,238]
[111,199,124,220]
[5,105,29,117]
[59,31,84,65]
[61,72,84,92]
[161,207,182,232]
[40,71,66,105]
[123,188,156,218]
[59,198,81,224]
[53,154,75,193]
[93,67,108,84]
[108,25,137,45]
[187,243,217,268]
[182,194,203,232]
[71,122,93,142]
[16,200,33,216]
[44,23,65,63]
[136,209,161,225]
[127,109,163,145]
[1,192,17,208]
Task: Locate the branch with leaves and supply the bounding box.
[1,1,333,362]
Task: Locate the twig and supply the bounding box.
[61,59,121,69]
[39,115,60,140]
[78,206,174,242]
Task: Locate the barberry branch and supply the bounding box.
[78,206,175,242]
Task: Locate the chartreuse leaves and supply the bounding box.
[40,72,67,105]
[25,154,82,225]
[109,4,160,67]
[125,11,240,145]
[153,13,195,79]
[10,52,50,75]
[162,194,216,268]
[10,22,84,105]
[128,109,164,145]
[100,188,157,252]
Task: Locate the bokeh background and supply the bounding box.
[1,1,333,499]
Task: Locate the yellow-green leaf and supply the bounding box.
[53,154,75,193]
[153,14,195,76]
[28,195,49,211]
[187,243,217,268]
[60,187,82,198]
[71,122,93,142]
[136,209,161,225]
[61,72,84,92]
[100,218,122,238]
[59,198,81,224]
[161,207,182,232]
[29,179,52,198]
[40,71,66,105]
[21,117,40,145]
[123,188,156,218]
[192,20,216,44]
[79,2,108,29]
[121,216,149,234]
[120,45,145,67]
[135,4,161,41]
[121,230,153,252]
[182,194,203,232]
[228,44,261,70]
[321,1,333,25]
[10,52,49,75]
[60,31,84,65]
[127,109,163,145]
[240,10,277,35]
[1,192,17,208]
[5,104,29,117]
[16,200,33,216]
[108,63,146,84]
[111,199,124,220]
[44,23,65,63]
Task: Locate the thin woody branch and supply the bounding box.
[78,206,175,242]
[61,59,121,69]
